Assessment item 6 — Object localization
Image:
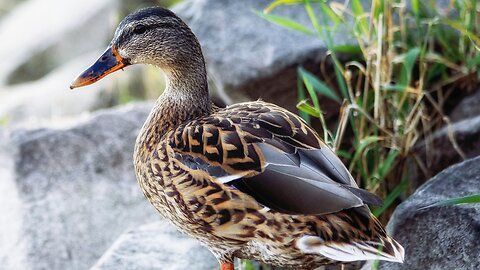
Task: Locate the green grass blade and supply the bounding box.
[298,66,329,141]
[297,76,311,123]
[371,0,384,21]
[255,11,314,35]
[297,100,321,117]
[264,0,322,13]
[419,194,480,210]
[350,136,383,168]
[383,84,408,92]
[333,44,363,55]
[394,47,420,86]
[297,67,341,103]
[304,1,349,101]
[351,0,369,35]
[411,0,420,24]
[466,54,480,70]
[377,149,399,180]
[336,149,352,159]
[264,0,301,13]
[372,179,409,217]
[442,19,480,48]
[318,1,343,24]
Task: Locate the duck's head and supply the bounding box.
[70,7,204,89]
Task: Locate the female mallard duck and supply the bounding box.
[70,7,404,270]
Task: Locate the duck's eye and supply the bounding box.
[133,24,147,35]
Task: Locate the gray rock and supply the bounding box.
[450,88,480,122]
[0,0,117,85]
[412,115,480,186]
[0,102,160,270]
[0,51,116,128]
[173,0,354,111]
[0,0,18,17]
[91,221,218,270]
[372,156,480,270]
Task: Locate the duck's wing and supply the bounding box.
[167,101,382,215]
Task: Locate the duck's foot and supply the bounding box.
[220,261,234,270]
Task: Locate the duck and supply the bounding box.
[70,7,404,270]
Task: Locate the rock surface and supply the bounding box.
[413,115,480,186]
[91,221,217,270]
[0,0,117,85]
[173,0,354,111]
[372,156,480,270]
[0,51,118,128]
[0,102,159,270]
[450,87,480,122]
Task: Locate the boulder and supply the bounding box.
[0,102,159,270]
[172,0,355,111]
[90,221,217,270]
[0,0,17,17]
[371,156,480,270]
[0,0,117,85]
[412,115,480,186]
[0,51,118,128]
[450,87,480,122]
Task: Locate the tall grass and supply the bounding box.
[261,0,479,221]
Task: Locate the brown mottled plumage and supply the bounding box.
[71,7,404,270]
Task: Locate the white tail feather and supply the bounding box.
[296,235,404,263]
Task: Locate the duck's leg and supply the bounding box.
[220,261,234,270]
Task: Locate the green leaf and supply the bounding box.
[373,179,409,217]
[382,84,408,92]
[410,0,420,16]
[255,11,314,35]
[466,54,480,69]
[336,149,352,159]
[297,67,341,103]
[351,136,383,167]
[441,19,480,49]
[297,76,311,124]
[394,47,420,86]
[318,1,343,24]
[297,100,321,117]
[264,0,321,13]
[333,44,363,55]
[351,0,369,35]
[297,66,330,141]
[419,194,480,210]
[411,0,420,24]
[377,149,399,180]
[372,0,384,20]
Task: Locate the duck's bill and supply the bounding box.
[70,47,129,89]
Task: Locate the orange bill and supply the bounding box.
[70,46,129,89]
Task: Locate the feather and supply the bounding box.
[296,235,404,263]
[168,101,382,215]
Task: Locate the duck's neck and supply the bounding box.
[137,59,211,152]
[161,63,210,113]
[159,61,211,121]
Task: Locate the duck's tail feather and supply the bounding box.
[296,234,404,263]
